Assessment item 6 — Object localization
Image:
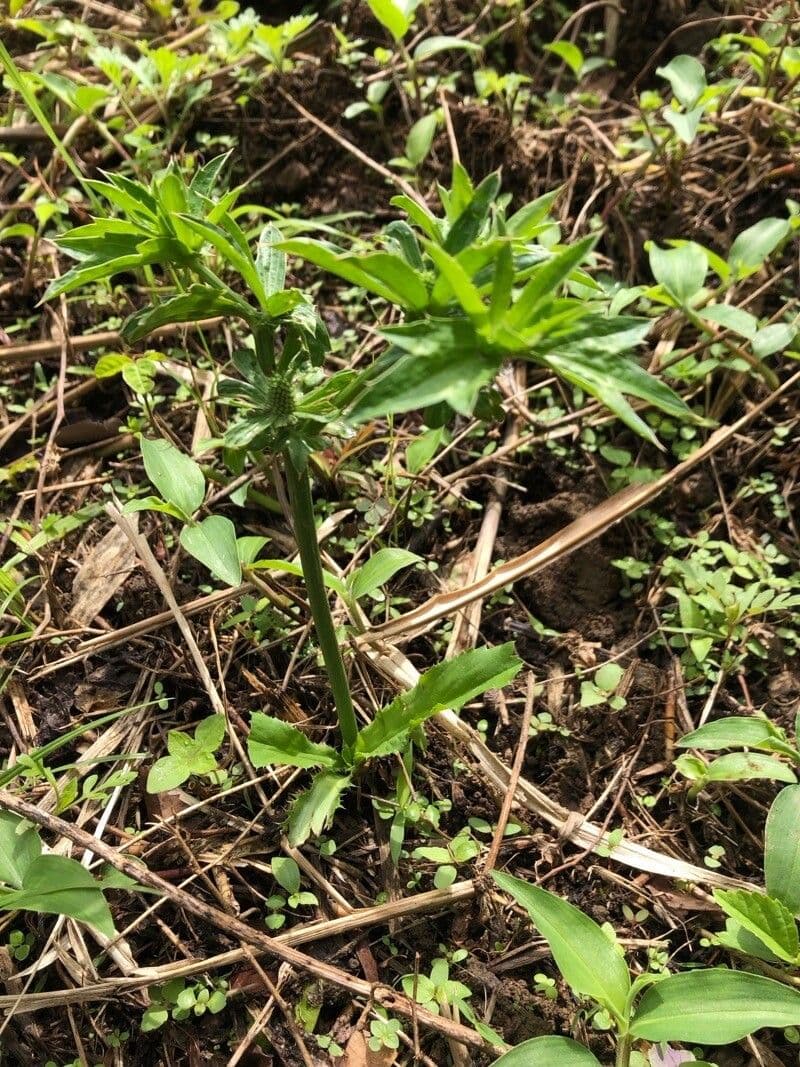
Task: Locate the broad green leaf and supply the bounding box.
[544,41,584,76]
[348,548,421,600]
[631,969,800,1043]
[180,515,242,586]
[413,36,482,61]
[649,243,707,304]
[366,0,419,40]
[492,872,631,1023]
[356,643,522,760]
[146,754,194,793]
[728,218,791,279]
[237,536,269,565]
[248,714,340,770]
[662,105,704,145]
[492,1037,602,1066]
[506,237,596,330]
[677,716,786,752]
[717,916,785,965]
[141,437,205,518]
[656,55,707,107]
[713,889,799,963]
[594,662,624,692]
[195,715,226,752]
[348,320,500,421]
[287,772,351,846]
[271,856,301,895]
[766,786,800,914]
[0,855,114,937]
[122,286,247,343]
[255,223,286,298]
[122,359,157,395]
[405,112,438,167]
[700,304,758,339]
[0,811,41,889]
[705,752,796,785]
[94,353,133,378]
[753,323,796,358]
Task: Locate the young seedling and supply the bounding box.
[491,869,800,1066]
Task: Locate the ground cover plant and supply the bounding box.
[1,0,799,1064]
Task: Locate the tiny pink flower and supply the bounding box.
[649,1045,695,1067]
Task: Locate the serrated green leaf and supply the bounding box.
[506,237,596,330]
[255,223,286,298]
[279,239,428,309]
[426,241,486,318]
[349,318,500,422]
[287,772,351,846]
[177,214,265,309]
[248,714,340,770]
[94,353,133,379]
[146,755,192,793]
[649,242,708,304]
[713,889,799,963]
[443,170,502,255]
[122,360,157,395]
[195,715,226,752]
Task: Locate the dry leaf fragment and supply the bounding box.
[70,515,138,626]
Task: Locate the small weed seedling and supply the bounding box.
[675,712,800,794]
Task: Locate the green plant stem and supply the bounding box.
[283,458,358,757]
[615,1032,632,1067]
